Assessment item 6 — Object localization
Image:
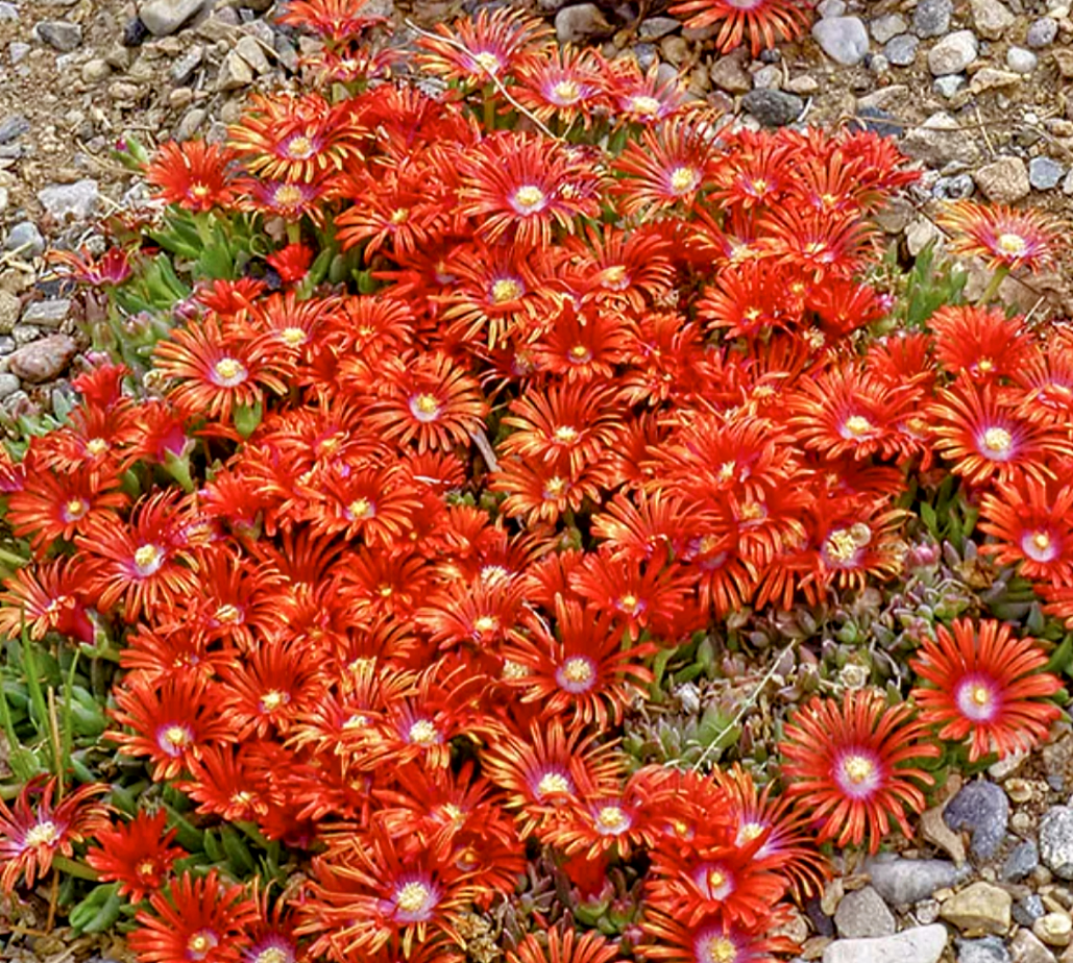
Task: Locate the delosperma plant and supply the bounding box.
[0,1,1070,961]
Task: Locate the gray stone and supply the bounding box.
[20,300,70,329]
[0,373,20,399]
[9,42,30,64]
[1004,840,1040,880]
[974,156,1031,203]
[1007,46,1039,72]
[886,34,920,65]
[972,0,1016,38]
[632,43,658,71]
[958,937,1011,963]
[11,325,40,347]
[33,20,83,51]
[140,0,213,36]
[0,2,17,22]
[969,67,1023,92]
[235,34,270,74]
[6,334,78,383]
[1063,169,1073,195]
[37,180,100,222]
[902,111,982,166]
[0,291,19,335]
[934,74,967,96]
[823,925,948,963]
[1026,17,1059,46]
[929,30,979,75]
[752,64,782,89]
[1016,896,1048,927]
[1040,807,1073,877]
[940,882,1012,936]
[169,44,203,84]
[659,36,690,67]
[0,114,29,144]
[812,16,870,65]
[0,187,7,214]
[216,49,253,90]
[741,89,804,127]
[638,16,679,39]
[817,0,846,17]
[4,222,45,258]
[81,58,112,83]
[1029,157,1066,190]
[554,4,612,43]
[915,0,953,37]
[944,781,1009,859]
[1009,929,1058,963]
[866,856,969,905]
[935,173,975,198]
[871,14,908,42]
[709,50,752,92]
[835,886,896,938]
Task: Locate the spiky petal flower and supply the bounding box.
[778,690,940,852]
[145,141,245,212]
[667,0,814,55]
[936,200,1060,273]
[129,870,259,963]
[509,928,623,963]
[909,619,1062,762]
[85,810,187,902]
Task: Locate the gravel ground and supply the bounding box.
[1,1,1073,961]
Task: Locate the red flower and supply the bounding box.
[0,778,109,893]
[509,929,622,963]
[130,870,259,963]
[937,200,1060,273]
[145,141,245,212]
[266,243,314,283]
[668,0,812,54]
[778,690,940,852]
[931,305,1034,383]
[50,246,133,286]
[85,810,187,902]
[910,619,1062,762]
[0,556,96,644]
[639,910,798,963]
[978,476,1073,586]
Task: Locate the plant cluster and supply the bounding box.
[0,3,1069,963]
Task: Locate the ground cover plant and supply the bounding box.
[0,1,1070,961]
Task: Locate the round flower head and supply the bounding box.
[667,0,814,55]
[937,200,1061,273]
[910,618,1062,762]
[778,690,940,852]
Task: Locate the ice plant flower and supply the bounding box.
[145,141,245,212]
[85,810,187,902]
[778,690,940,852]
[937,200,1060,273]
[667,0,814,55]
[909,619,1062,762]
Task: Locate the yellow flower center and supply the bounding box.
[136,859,157,877]
[569,344,591,360]
[596,805,628,831]
[739,821,764,841]
[970,684,991,707]
[66,498,89,519]
[982,426,1012,454]
[163,725,191,749]
[254,948,290,963]
[502,659,528,679]
[24,820,59,848]
[543,476,567,498]
[717,461,736,482]
[708,869,726,890]
[824,528,859,564]
[472,50,502,74]
[1032,531,1051,551]
[669,166,699,194]
[396,880,432,913]
[285,135,315,159]
[977,358,994,372]
[260,689,287,712]
[409,719,439,745]
[702,938,736,963]
[491,278,523,302]
[348,498,374,519]
[390,207,410,224]
[561,656,593,684]
[280,326,307,347]
[134,543,165,576]
[996,232,1027,256]
[473,615,498,633]
[187,931,217,960]
[86,437,109,455]
[554,425,579,444]
[842,414,874,438]
[751,178,769,194]
[512,185,546,211]
[552,79,580,102]
[190,183,211,198]
[618,593,640,614]
[537,771,571,796]
[842,754,874,784]
[231,790,255,807]
[212,357,247,385]
[273,184,305,208]
[630,95,661,116]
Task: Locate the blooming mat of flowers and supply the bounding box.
[0,2,1071,962]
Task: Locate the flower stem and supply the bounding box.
[979,265,1010,305]
[53,855,99,882]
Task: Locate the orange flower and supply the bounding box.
[978,476,1073,585]
[276,0,391,40]
[510,929,622,963]
[937,199,1061,273]
[910,619,1062,762]
[85,810,186,903]
[931,304,1034,382]
[778,690,939,852]
[514,46,612,131]
[0,556,96,644]
[668,0,812,54]
[145,141,245,212]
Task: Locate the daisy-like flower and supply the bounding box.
[130,870,259,963]
[416,6,552,87]
[607,58,693,126]
[910,619,1062,762]
[145,141,245,212]
[667,0,814,55]
[85,810,187,903]
[0,777,110,893]
[929,376,1073,487]
[778,690,940,852]
[978,476,1073,585]
[639,910,798,963]
[930,305,1034,383]
[612,116,716,216]
[246,176,338,223]
[936,200,1061,273]
[49,246,133,286]
[276,0,391,40]
[509,928,622,963]
[458,132,601,249]
[0,556,96,644]
[514,46,612,131]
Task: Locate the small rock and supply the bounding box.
[175,107,207,141]
[709,50,752,92]
[1009,929,1058,963]
[902,111,981,166]
[0,373,19,399]
[1054,48,1073,79]
[752,64,782,89]
[817,0,846,17]
[1029,157,1066,189]
[0,187,7,214]
[972,0,1016,39]
[638,16,679,39]
[944,781,1009,860]
[741,89,803,126]
[169,44,203,84]
[854,106,900,137]
[871,13,908,42]
[11,325,39,347]
[917,898,942,925]
[1063,169,1073,195]
[632,43,658,71]
[9,42,31,64]
[958,937,1012,963]
[33,21,83,52]
[940,881,1012,936]
[934,74,967,96]
[1004,840,1041,881]
[6,334,78,383]
[81,58,112,83]
[217,49,254,90]
[867,856,969,905]
[0,291,19,335]
[140,0,213,36]
[923,803,969,862]
[235,34,271,74]
[1027,17,1059,46]
[1034,912,1073,947]
[990,750,1029,781]
[4,222,45,259]
[786,74,820,94]
[122,16,150,46]
[915,0,954,37]
[660,35,690,66]
[835,886,897,938]
[929,30,979,75]
[886,34,920,65]
[1017,896,1049,927]
[554,4,612,43]
[1007,46,1039,72]
[20,300,70,329]
[970,67,1022,92]
[822,925,949,963]
[974,156,1031,202]
[812,16,871,65]
[0,2,17,22]
[0,114,29,144]
[37,179,100,222]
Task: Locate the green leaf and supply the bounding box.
[69,883,123,935]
